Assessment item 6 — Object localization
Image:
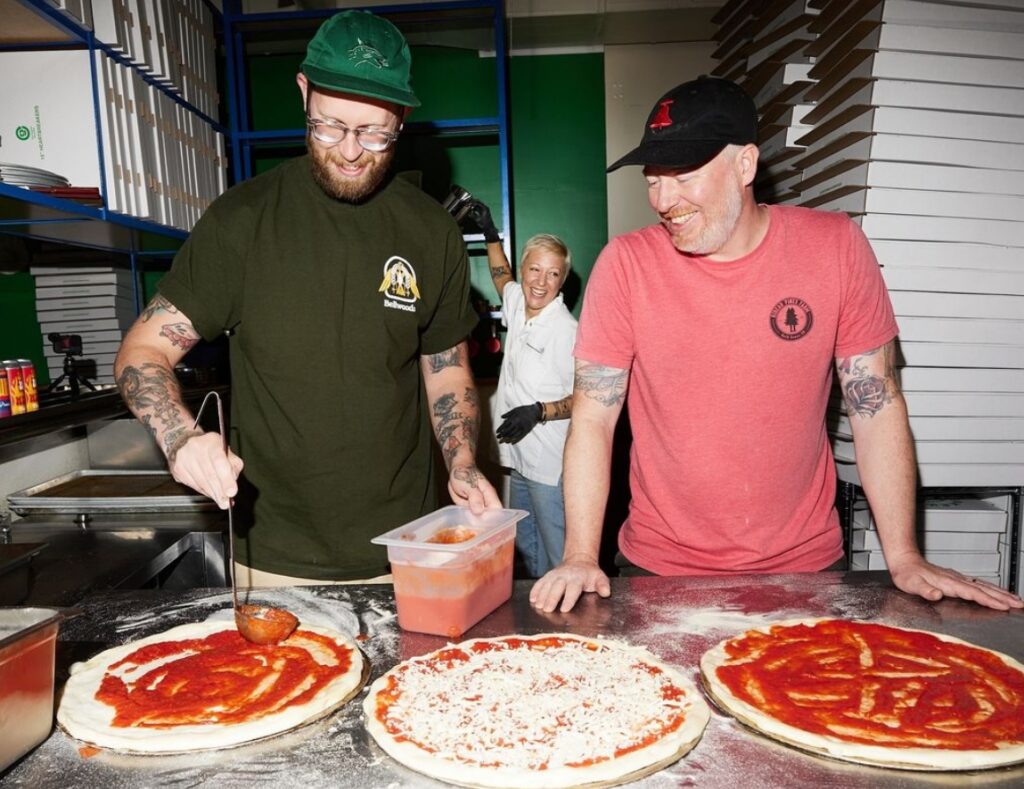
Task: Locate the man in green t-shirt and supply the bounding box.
[114,10,500,583]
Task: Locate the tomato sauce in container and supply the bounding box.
[0,608,62,770]
[373,506,527,638]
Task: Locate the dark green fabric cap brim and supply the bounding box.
[302,63,420,108]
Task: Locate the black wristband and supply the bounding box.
[536,402,545,423]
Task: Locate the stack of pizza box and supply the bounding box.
[849,496,1011,587]
[711,0,1024,589]
[32,263,138,388]
[785,0,1024,493]
[711,0,821,202]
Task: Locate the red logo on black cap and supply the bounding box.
[649,99,674,130]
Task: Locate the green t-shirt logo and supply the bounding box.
[15,125,31,141]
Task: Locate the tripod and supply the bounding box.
[48,350,97,400]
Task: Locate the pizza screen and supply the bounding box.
[58,621,365,753]
[701,618,1024,771]
[364,633,710,788]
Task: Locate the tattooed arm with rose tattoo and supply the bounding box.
[420,343,501,513]
[115,295,243,509]
[838,340,1021,611]
[530,359,624,614]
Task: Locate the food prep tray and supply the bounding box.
[7,470,216,515]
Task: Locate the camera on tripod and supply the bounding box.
[48,332,83,357]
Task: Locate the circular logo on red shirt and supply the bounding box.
[770,297,813,340]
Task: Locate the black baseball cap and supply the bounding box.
[607,76,758,172]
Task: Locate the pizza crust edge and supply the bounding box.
[57,619,366,754]
[699,617,1024,772]
[362,632,711,789]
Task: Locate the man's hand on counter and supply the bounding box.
[169,431,244,509]
[530,557,611,613]
[888,552,1024,611]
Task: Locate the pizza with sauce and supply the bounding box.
[57,620,365,753]
[700,618,1024,771]
[363,633,710,788]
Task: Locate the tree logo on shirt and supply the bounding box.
[770,297,813,340]
[379,256,421,312]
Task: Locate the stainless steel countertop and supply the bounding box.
[5,571,1024,788]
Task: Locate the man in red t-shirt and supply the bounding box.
[530,76,1022,614]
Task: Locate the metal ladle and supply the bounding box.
[193,392,298,645]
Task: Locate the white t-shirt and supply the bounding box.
[494,281,578,486]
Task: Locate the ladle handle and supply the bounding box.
[192,391,238,612]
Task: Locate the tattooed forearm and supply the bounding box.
[140,294,181,323]
[426,347,462,374]
[490,265,508,279]
[837,343,900,419]
[116,363,196,458]
[575,363,628,407]
[542,395,573,421]
[430,390,479,468]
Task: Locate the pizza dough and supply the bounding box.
[700,618,1024,771]
[363,632,710,788]
[58,620,365,753]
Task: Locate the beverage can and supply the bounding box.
[2,360,26,416]
[17,359,38,412]
[0,367,10,418]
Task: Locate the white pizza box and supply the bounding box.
[758,124,810,167]
[851,529,1002,553]
[889,291,1024,322]
[850,495,1009,535]
[797,105,1024,156]
[851,550,1002,574]
[894,316,1024,346]
[756,0,819,41]
[746,15,815,72]
[33,270,135,287]
[809,0,1024,37]
[810,22,1024,86]
[124,0,148,69]
[43,329,126,345]
[809,48,1024,99]
[857,214,1024,249]
[0,51,101,189]
[35,283,135,301]
[39,316,135,334]
[92,0,127,51]
[835,412,1024,442]
[43,340,122,356]
[872,240,1023,272]
[836,458,1024,488]
[112,61,145,220]
[30,265,122,276]
[829,390,1024,418]
[35,304,138,323]
[796,160,1024,202]
[805,187,1024,224]
[899,368,1024,394]
[832,436,1024,465]
[794,133,1024,178]
[896,342,1024,370]
[92,51,121,214]
[881,267,1024,298]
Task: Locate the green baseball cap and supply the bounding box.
[301,10,420,108]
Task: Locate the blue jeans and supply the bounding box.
[509,470,566,578]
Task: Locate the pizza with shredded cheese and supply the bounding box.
[58,620,365,753]
[363,632,710,788]
[700,618,1024,771]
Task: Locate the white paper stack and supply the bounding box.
[711,0,821,201]
[775,0,1024,489]
[32,265,138,387]
[90,0,219,119]
[849,496,1010,587]
[93,49,226,229]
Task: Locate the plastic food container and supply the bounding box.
[0,607,62,771]
[373,506,527,638]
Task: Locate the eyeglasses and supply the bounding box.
[305,117,400,152]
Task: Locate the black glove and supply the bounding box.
[467,200,501,244]
[496,402,543,444]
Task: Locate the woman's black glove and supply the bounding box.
[467,200,501,244]
[496,402,544,444]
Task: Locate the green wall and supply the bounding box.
[0,271,47,385]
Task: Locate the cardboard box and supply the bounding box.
[835,413,1024,441]
[833,435,1024,464]
[881,268,1024,298]
[836,458,1024,488]
[899,367,1024,394]
[797,160,1024,202]
[872,240,1021,271]
[851,529,1001,552]
[852,550,1002,574]
[895,341,1024,370]
[804,186,1024,222]
[902,391,1024,417]
[889,291,1024,321]
[858,213,1024,249]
